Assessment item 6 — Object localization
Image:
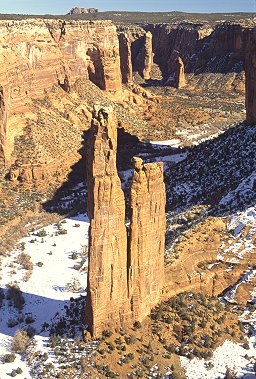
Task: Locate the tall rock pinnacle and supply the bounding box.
[245,33,256,123]
[128,157,166,321]
[85,105,129,336]
[142,31,154,80]
[85,106,166,337]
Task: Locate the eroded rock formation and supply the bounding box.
[118,33,133,83]
[0,19,122,166]
[128,157,166,321]
[85,106,166,337]
[0,85,8,165]
[167,52,186,88]
[142,31,153,80]
[68,7,98,15]
[245,32,256,123]
[85,105,129,336]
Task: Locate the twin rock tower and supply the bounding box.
[85,105,166,337]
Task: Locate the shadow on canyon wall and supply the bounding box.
[43,119,256,231]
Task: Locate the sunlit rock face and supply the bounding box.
[85,106,166,337]
[0,19,122,166]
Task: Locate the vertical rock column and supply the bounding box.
[128,157,166,321]
[245,33,256,123]
[85,105,129,336]
[0,85,7,166]
[176,56,186,88]
[118,33,133,84]
[100,46,123,92]
[142,31,153,80]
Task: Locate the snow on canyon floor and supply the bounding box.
[180,205,256,379]
[0,214,89,379]
[0,145,256,378]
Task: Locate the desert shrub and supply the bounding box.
[36,229,47,237]
[243,342,250,350]
[16,367,23,374]
[17,252,33,271]
[71,251,78,260]
[65,278,82,292]
[3,353,16,363]
[133,321,142,329]
[10,370,17,377]
[125,334,137,345]
[25,314,35,325]
[102,329,113,338]
[7,318,19,328]
[12,329,30,353]
[36,262,44,267]
[224,368,237,379]
[6,284,25,310]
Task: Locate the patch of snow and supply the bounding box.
[0,213,89,379]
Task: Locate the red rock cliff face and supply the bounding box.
[0,19,122,166]
[85,106,166,337]
[245,32,256,123]
[118,33,133,84]
[0,86,8,165]
[144,23,250,83]
[85,105,129,336]
[128,157,166,322]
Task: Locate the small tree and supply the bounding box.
[12,329,30,353]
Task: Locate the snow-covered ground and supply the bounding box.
[181,204,256,379]
[0,214,89,379]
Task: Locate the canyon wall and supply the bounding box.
[245,31,256,123]
[145,23,250,77]
[0,19,122,166]
[85,106,166,337]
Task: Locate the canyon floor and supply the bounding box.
[0,119,256,377]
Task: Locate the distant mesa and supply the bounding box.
[67,7,98,15]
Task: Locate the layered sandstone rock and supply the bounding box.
[245,32,256,123]
[0,85,8,165]
[118,33,133,84]
[85,106,166,337]
[167,53,186,88]
[85,105,129,336]
[176,57,186,88]
[128,157,166,321]
[0,19,122,166]
[68,7,98,15]
[142,31,153,80]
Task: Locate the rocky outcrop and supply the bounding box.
[142,32,153,80]
[85,105,129,336]
[0,19,122,166]
[0,85,8,165]
[68,7,98,15]
[245,32,256,123]
[85,106,166,337]
[143,22,251,90]
[167,52,186,88]
[118,33,133,84]
[128,157,166,321]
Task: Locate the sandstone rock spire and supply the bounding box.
[118,33,133,84]
[245,33,256,123]
[128,157,166,321]
[0,86,8,166]
[85,105,129,336]
[142,31,153,80]
[176,56,186,88]
[85,107,166,337]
